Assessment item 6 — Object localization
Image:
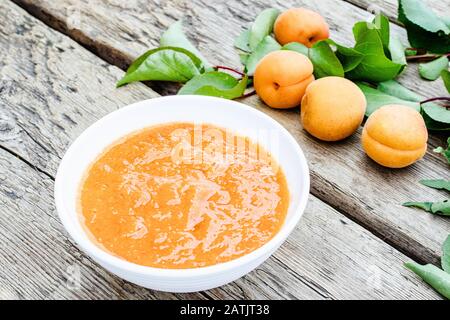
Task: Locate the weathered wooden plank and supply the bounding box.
[0,147,440,299]
[208,194,443,300]
[0,1,201,300]
[0,152,207,300]
[4,0,450,265]
[0,7,160,175]
[11,0,448,109]
[343,0,447,24]
[0,1,442,299]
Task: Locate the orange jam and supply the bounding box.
[79,123,289,268]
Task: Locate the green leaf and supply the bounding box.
[356,83,419,116]
[334,45,364,73]
[423,113,450,131]
[421,101,450,124]
[239,53,250,65]
[443,235,450,273]
[419,108,450,131]
[419,56,449,81]
[398,0,450,54]
[248,8,280,51]
[420,179,450,192]
[374,80,450,128]
[373,14,407,71]
[442,16,450,29]
[432,200,450,215]
[403,200,450,216]
[160,20,210,67]
[234,28,251,52]
[388,35,407,67]
[404,262,450,299]
[309,41,345,78]
[283,41,344,79]
[327,39,364,73]
[245,36,281,75]
[433,137,450,164]
[399,0,450,33]
[178,71,248,99]
[403,201,433,212]
[282,42,309,56]
[375,80,450,129]
[405,48,418,56]
[373,14,390,51]
[346,22,403,82]
[377,80,422,102]
[116,47,203,87]
[441,70,450,94]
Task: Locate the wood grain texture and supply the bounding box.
[0,3,161,176]
[0,147,440,299]
[343,0,448,24]
[4,0,450,265]
[0,1,442,300]
[0,150,207,300]
[11,0,448,107]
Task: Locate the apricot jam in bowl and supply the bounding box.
[55,95,309,292]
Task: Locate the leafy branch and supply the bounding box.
[403,180,450,299]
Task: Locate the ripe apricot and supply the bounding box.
[274,8,330,47]
[254,50,314,109]
[362,105,428,168]
[300,77,366,141]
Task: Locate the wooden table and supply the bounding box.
[0,0,448,300]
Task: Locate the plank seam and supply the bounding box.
[270,255,335,299]
[199,291,215,300]
[310,175,437,265]
[0,144,54,180]
[341,0,402,25]
[9,0,178,97]
[10,0,131,69]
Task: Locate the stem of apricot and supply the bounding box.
[405,47,427,55]
[420,97,450,106]
[236,90,256,100]
[406,53,450,62]
[214,65,246,77]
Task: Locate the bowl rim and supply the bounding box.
[54,95,310,278]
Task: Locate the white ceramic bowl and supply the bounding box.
[55,95,309,292]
